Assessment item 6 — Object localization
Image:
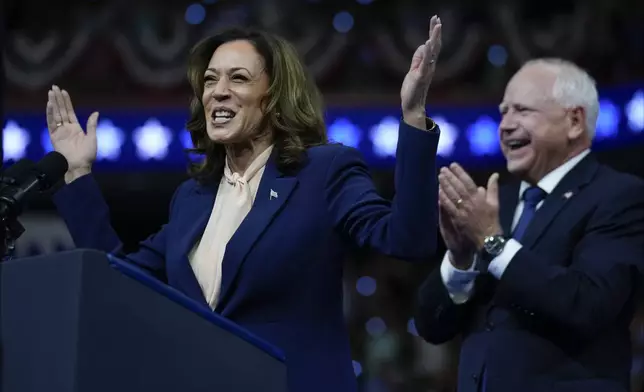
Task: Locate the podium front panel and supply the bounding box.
[0,250,287,392]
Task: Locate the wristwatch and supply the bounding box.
[477,235,507,273]
[482,235,507,258]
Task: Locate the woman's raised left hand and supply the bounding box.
[400,15,442,128]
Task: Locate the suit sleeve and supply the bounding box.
[324,120,439,261]
[415,267,474,344]
[52,174,182,280]
[495,180,644,339]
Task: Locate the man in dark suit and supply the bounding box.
[415,58,644,392]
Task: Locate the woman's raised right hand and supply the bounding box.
[46,85,99,183]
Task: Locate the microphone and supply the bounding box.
[0,158,35,187]
[0,152,69,220]
[0,152,68,259]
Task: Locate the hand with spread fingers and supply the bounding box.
[400,15,442,129]
[46,85,99,183]
[438,163,502,250]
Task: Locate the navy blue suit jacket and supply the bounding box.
[53,121,439,392]
[415,155,644,392]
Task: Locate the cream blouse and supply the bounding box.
[188,146,273,309]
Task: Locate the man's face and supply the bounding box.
[498,65,586,183]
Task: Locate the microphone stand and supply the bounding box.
[0,214,24,261]
[0,201,23,381]
[0,176,28,261]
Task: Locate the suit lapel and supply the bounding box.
[216,156,298,311]
[519,155,599,248]
[173,180,220,307]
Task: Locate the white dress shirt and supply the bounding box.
[188,145,274,309]
[441,149,591,304]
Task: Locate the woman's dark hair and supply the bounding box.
[185,28,328,183]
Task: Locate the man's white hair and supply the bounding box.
[523,58,599,139]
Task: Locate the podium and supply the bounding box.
[0,250,288,392]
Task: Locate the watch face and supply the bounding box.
[484,236,504,255]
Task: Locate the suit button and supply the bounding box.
[434,305,444,318]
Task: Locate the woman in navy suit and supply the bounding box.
[46,17,443,392]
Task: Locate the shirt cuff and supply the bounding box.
[487,239,522,279]
[440,252,479,304]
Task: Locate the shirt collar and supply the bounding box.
[224,145,274,183]
[519,149,591,198]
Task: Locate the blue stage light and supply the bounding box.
[365,317,387,337]
[370,116,399,158]
[626,89,644,133]
[356,276,377,296]
[41,128,54,154]
[467,116,500,156]
[96,120,125,161]
[2,121,30,162]
[596,99,620,139]
[432,115,459,158]
[133,119,173,161]
[328,118,362,148]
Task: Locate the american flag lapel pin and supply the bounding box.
[270,189,278,200]
[563,191,574,200]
